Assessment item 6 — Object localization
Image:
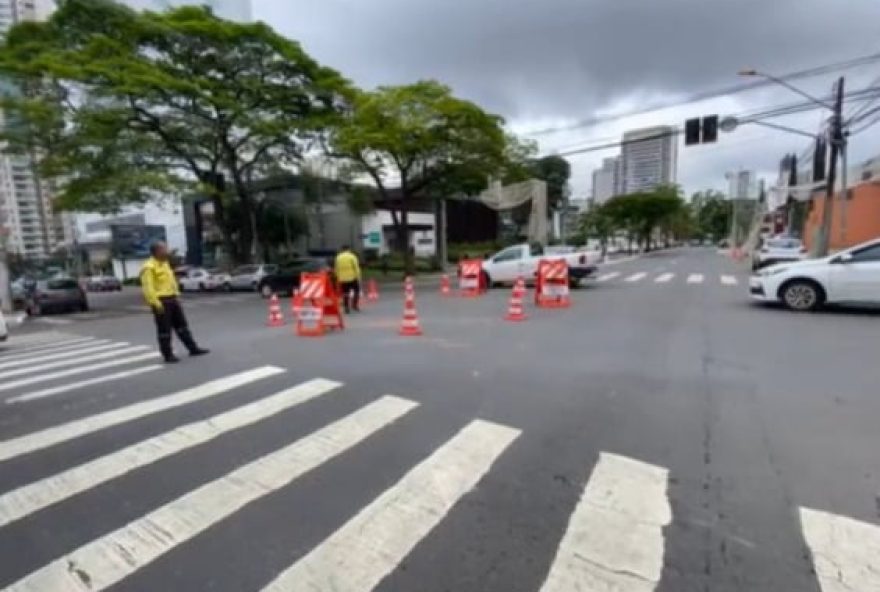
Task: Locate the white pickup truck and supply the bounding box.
[479,244,600,287]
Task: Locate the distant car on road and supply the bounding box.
[480,243,599,287]
[258,258,330,297]
[0,310,7,342]
[24,277,89,316]
[752,236,807,271]
[749,238,880,311]
[178,267,229,292]
[228,264,278,292]
[86,275,122,292]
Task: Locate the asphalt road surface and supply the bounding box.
[1,247,878,591]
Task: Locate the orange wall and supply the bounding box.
[802,182,880,251]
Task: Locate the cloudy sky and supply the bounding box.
[254,0,880,200]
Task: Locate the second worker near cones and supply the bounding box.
[141,241,210,363]
[334,245,361,313]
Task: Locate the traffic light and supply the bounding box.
[685,118,701,145]
[683,115,719,145]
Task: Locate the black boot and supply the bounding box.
[159,336,176,363]
[178,328,209,357]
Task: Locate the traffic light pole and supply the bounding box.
[815,76,844,257]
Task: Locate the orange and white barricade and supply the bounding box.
[295,272,344,337]
[535,259,570,309]
[458,259,484,297]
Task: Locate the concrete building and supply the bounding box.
[619,125,678,194]
[0,0,74,260]
[727,169,757,199]
[591,157,619,204]
[124,0,251,20]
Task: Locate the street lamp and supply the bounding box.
[737,68,846,256]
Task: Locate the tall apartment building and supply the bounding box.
[0,0,73,260]
[726,169,756,199]
[619,125,678,194]
[124,0,252,20]
[591,156,620,204]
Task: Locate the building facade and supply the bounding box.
[619,125,678,194]
[0,0,74,260]
[727,169,756,199]
[124,0,251,20]
[591,157,619,204]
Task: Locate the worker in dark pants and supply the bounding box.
[334,245,361,314]
[141,241,209,363]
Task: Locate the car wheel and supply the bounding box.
[223,282,232,292]
[260,283,273,298]
[198,282,206,292]
[80,300,89,312]
[780,280,824,312]
[481,271,493,289]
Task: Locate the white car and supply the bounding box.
[752,236,807,271]
[0,310,7,342]
[480,243,599,286]
[228,264,278,291]
[749,238,880,311]
[178,268,230,292]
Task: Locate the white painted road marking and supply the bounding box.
[0,337,98,358]
[3,396,417,592]
[625,272,647,283]
[6,365,163,405]
[0,345,145,379]
[0,378,341,528]
[0,366,284,462]
[596,272,621,282]
[34,317,74,326]
[262,419,520,592]
[687,274,704,284]
[800,507,880,592]
[0,353,160,394]
[654,273,675,283]
[721,275,738,286]
[540,452,671,592]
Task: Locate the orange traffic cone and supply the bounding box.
[505,278,527,322]
[267,293,285,327]
[399,283,422,336]
[440,274,451,296]
[367,279,379,302]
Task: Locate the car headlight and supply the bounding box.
[758,266,789,277]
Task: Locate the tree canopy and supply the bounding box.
[580,185,687,251]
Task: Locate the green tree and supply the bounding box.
[0,0,349,263]
[332,80,509,274]
[690,190,732,242]
[579,202,617,254]
[601,186,684,251]
[529,155,571,212]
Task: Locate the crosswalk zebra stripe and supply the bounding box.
[3,395,417,592]
[6,365,164,405]
[596,272,620,282]
[720,275,738,286]
[0,378,342,528]
[654,273,674,283]
[687,274,704,284]
[540,452,671,592]
[0,352,160,394]
[799,507,880,592]
[0,337,98,359]
[262,419,520,592]
[0,342,136,374]
[0,366,284,462]
[625,272,647,283]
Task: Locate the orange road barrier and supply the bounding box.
[505,277,528,322]
[440,274,451,296]
[295,272,345,337]
[459,259,484,298]
[399,277,423,336]
[535,259,571,309]
[266,293,285,327]
[367,279,379,302]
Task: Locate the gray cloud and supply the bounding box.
[255,0,880,195]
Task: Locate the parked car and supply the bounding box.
[86,275,123,292]
[0,310,7,342]
[228,264,279,292]
[24,277,89,315]
[749,238,880,311]
[752,236,807,271]
[479,243,599,287]
[178,267,229,292]
[258,258,331,297]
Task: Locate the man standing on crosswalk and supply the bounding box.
[334,245,361,314]
[141,241,209,363]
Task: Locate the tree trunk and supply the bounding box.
[400,195,413,276]
[228,169,254,264]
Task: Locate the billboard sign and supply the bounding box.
[110,224,166,259]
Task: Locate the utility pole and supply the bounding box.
[816,76,844,257]
[838,140,848,247]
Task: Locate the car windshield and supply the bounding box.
[9,3,880,590]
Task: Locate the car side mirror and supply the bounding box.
[834,253,853,264]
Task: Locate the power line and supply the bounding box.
[523,50,880,137]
